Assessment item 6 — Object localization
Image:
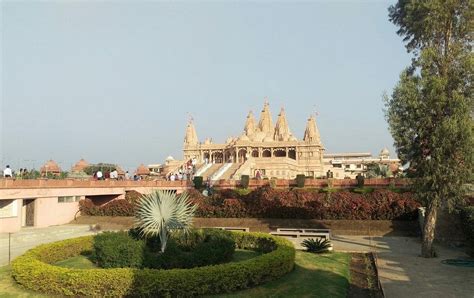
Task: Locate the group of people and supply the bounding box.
[93,169,140,181]
[166,158,197,181]
[3,165,33,179]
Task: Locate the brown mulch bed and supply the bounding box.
[348,253,384,298]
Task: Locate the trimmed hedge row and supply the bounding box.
[79,186,420,220]
[11,232,295,297]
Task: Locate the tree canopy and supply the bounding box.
[385,0,473,257]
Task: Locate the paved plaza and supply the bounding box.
[0,225,95,266]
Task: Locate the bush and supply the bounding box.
[81,187,420,221]
[193,176,203,189]
[191,186,420,220]
[302,238,331,253]
[460,207,474,257]
[241,175,250,188]
[296,174,306,188]
[143,229,236,269]
[11,232,295,297]
[79,199,135,216]
[93,231,144,268]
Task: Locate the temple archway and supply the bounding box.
[288,149,296,160]
[211,151,224,163]
[273,148,286,157]
[251,149,259,158]
[262,149,271,158]
[238,149,248,163]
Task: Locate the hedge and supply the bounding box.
[80,186,420,220]
[11,232,295,297]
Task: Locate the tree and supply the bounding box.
[135,190,196,253]
[386,0,473,257]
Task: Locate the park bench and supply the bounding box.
[203,227,250,232]
[270,228,332,250]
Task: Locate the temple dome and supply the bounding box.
[166,156,175,161]
[40,160,61,174]
[380,148,390,156]
[263,135,274,142]
[239,134,250,141]
[136,164,150,176]
[72,158,89,173]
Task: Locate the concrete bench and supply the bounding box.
[204,227,250,232]
[270,229,333,251]
[270,231,330,240]
[276,228,331,234]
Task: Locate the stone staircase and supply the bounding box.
[201,164,222,180]
[219,163,242,180]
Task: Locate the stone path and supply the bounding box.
[0,225,95,266]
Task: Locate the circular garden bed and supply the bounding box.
[11,231,295,296]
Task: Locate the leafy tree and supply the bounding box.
[386,0,473,257]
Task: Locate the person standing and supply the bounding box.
[3,165,12,178]
[96,170,103,180]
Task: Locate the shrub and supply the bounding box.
[93,231,144,268]
[193,176,204,189]
[81,187,420,221]
[79,199,134,216]
[11,232,295,297]
[143,229,235,269]
[302,238,331,253]
[460,207,474,257]
[241,175,250,188]
[296,174,306,188]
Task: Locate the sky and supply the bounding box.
[0,0,411,171]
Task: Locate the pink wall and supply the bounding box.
[34,197,81,228]
[0,199,22,233]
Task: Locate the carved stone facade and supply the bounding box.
[183,102,325,179]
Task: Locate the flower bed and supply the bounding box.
[11,232,295,296]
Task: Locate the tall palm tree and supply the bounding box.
[135,190,196,252]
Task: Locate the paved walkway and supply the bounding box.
[0,225,95,266]
[288,235,473,297]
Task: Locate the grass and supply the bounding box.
[54,255,97,269]
[1,251,350,297]
[217,252,350,298]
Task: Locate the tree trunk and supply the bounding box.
[421,203,438,258]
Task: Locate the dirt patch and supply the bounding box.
[71,216,419,236]
[71,216,134,230]
[348,253,384,298]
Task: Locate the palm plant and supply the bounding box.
[135,190,196,253]
[301,238,332,254]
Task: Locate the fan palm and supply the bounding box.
[135,190,196,252]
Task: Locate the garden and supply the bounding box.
[4,189,384,297]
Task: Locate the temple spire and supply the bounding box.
[258,101,273,135]
[244,110,257,136]
[303,115,321,144]
[274,108,293,141]
[184,118,199,146]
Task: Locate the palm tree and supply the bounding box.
[135,190,196,252]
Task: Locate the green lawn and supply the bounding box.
[0,251,350,297]
[217,252,351,298]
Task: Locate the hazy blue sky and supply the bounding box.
[1,0,410,171]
